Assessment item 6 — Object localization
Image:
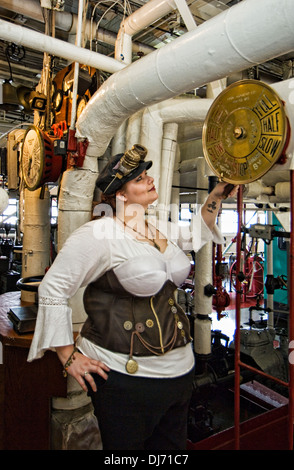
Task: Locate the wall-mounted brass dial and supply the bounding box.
[202,80,288,184]
[21,125,63,191]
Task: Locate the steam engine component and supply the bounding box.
[21,125,63,191]
[202,79,289,185]
[230,328,287,383]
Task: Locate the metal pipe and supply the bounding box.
[21,187,51,303]
[76,0,294,155]
[0,0,153,55]
[139,98,213,206]
[70,0,84,130]
[239,361,289,388]
[120,0,177,37]
[115,0,196,63]
[266,211,274,329]
[233,179,294,449]
[0,19,125,74]
[234,185,243,450]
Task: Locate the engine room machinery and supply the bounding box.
[187,80,293,446]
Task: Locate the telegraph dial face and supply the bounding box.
[202,80,288,184]
[21,126,44,191]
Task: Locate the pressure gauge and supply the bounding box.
[76,95,88,120]
[21,125,63,191]
[52,89,63,112]
[21,126,45,191]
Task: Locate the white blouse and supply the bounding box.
[27,211,224,378]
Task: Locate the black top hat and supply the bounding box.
[96,144,152,195]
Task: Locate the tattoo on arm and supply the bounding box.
[207,200,217,213]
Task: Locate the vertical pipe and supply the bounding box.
[288,170,294,449]
[70,0,84,130]
[21,187,51,303]
[234,185,243,450]
[266,210,274,329]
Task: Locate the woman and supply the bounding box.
[28,144,237,450]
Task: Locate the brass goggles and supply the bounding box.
[103,144,148,194]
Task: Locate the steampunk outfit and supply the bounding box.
[28,142,224,450]
[28,213,223,449]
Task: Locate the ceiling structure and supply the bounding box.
[0,0,293,139]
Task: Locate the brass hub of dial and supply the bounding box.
[202,80,288,184]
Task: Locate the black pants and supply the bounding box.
[87,368,194,450]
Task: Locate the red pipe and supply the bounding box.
[234,185,243,449]
[233,175,294,450]
[239,361,288,388]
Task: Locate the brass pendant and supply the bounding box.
[125,358,138,374]
[202,80,288,184]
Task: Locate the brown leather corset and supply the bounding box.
[81,269,191,358]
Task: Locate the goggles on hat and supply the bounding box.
[102,144,148,194]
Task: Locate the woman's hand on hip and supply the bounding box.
[56,345,110,392]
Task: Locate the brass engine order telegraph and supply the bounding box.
[202,80,288,184]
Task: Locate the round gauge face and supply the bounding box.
[62,70,73,93]
[76,95,88,120]
[21,126,44,191]
[51,80,56,99]
[202,80,287,184]
[52,89,63,112]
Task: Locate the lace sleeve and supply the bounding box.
[27,219,112,362]
[27,298,74,361]
[39,296,68,306]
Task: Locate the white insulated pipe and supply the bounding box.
[170,145,181,223]
[271,78,294,166]
[193,157,213,356]
[160,122,179,219]
[115,0,196,64]
[0,0,153,56]
[21,188,51,303]
[139,98,212,208]
[241,77,294,203]
[76,0,294,156]
[0,19,125,74]
[122,0,177,37]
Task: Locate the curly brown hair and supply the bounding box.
[92,192,117,219]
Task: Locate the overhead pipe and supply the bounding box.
[120,0,179,37]
[0,0,153,56]
[138,98,213,211]
[0,19,125,74]
[76,0,294,157]
[115,0,196,64]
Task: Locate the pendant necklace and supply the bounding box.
[119,218,161,251]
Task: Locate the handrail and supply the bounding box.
[234,181,294,450]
